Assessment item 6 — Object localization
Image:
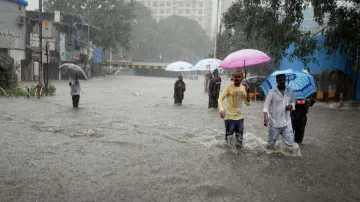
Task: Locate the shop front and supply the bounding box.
[0,0,27,82]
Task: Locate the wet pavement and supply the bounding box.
[0,76,359,202]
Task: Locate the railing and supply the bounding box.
[183,75,199,80]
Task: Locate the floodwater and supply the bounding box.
[0,76,359,202]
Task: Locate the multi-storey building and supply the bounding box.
[135,0,213,37]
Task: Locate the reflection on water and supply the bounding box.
[0,76,359,201]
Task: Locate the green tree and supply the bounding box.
[222,0,360,98]
[127,2,160,61]
[222,0,319,68]
[44,0,135,51]
[156,15,212,62]
[210,24,264,60]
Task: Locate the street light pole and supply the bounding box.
[214,0,220,59]
[110,46,112,67]
[354,28,360,99]
[85,24,90,79]
[38,0,43,85]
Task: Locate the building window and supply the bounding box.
[179,9,184,14]
[166,2,171,7]
[166,10,171,14]
[186,3,191,7]
[186,9,190,14]
[153,2,158,7]
[198,2,204,8]
[198,10,203,15]
[159,9,165,14]
[0,48,8,54]
[179,2,184,7]
[159,2,165,7]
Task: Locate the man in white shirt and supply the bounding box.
[263,74,295,149]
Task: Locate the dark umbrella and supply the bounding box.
[59,63,88,80]
[246,76,266,84]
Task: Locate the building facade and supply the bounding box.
[135,0,213,37]
[0,0,28,81]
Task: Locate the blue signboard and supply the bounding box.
[93,47,103,64]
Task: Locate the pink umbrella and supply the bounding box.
[219,49,271,69]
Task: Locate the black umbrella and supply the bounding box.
[59,63,88,80]
[246,76,266,84]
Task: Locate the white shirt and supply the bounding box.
[263,87,295,128]
[70,81,81,96]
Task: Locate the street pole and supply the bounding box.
[84,24,90,79]
[354,30,360,100]
[46,41,49,95]
[38,0,43,85]
[110,46,112,67]
[214,0,220,59]
[87,24,91,78]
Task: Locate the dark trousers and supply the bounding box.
[72,95,80,108]
[174,98,183,106]
[208,94,219,108]
[225,119,244,141]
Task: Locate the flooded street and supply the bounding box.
[1,76,359,202]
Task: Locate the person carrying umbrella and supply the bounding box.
[218,71,251,148]
[174,75,186,106]
[263,74,295,150]
[208,69,221,109]
[69,75,81,108]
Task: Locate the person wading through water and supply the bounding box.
[204,71,211,93]
[208,69,221,108]
[263,73,295,150]
[218,71,251,148]
[69,75,81,108]
[174,75,186,106]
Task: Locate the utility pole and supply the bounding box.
[214,0,220,59]
[38,0,43,85]
[45,41,49,95]
[84,24,90,79]
[110,46,112,67]
[354,29,360,100]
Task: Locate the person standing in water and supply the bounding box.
[69,76,81,108]
[204,71,211,93]
[174,75,186,106]
[208,69,221,108]
[218,71,251,148]
[263,74,295,150]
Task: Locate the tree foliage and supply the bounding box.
[127,2,160,61]
[126,5,212,62]
[221,0,320,68]
[44,0,135,50]
[156,15,212,62]
[222,0,360,98]
[222,0,360,69]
